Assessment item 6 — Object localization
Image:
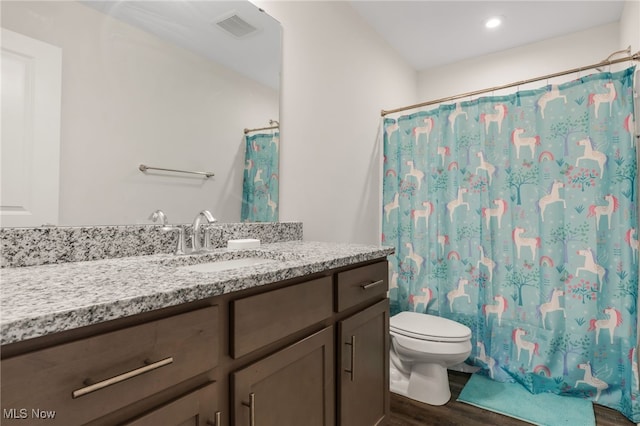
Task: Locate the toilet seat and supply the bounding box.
[390,312,471,343]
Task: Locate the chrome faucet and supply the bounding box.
[192,210,217,252]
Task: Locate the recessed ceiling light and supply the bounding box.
[484,16,503,29]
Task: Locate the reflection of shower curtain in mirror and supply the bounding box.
[241,132,279,222]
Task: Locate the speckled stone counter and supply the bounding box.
[0,222,303,268]
[1,241,394,345]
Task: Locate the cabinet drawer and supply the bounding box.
[335,261,388,312]
[231,276,333,358]
[123,382,218,426]
[1,306,218,426]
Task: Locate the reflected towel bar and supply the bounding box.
[244,125,279,134]
[139,164,214,178]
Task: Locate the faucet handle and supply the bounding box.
[203,226,217,250]
[149,209,168,226]
[161,225,187,255]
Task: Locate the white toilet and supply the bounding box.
[389,311,472,405]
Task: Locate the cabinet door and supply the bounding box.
[123,382,220,426]
[232,327,334,426]
[338,299,389,426]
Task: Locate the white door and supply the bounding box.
[1,28,62,227]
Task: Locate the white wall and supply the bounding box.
[620,0,640,52]
[5,1,633,244]
[417,22,621,102]
[255,1,418,244]
[2,1,278,226]
[260,0,628,245]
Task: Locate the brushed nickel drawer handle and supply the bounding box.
[72,357,174,398]
[361,279,384,290]
[207,411,222,425]
[242,393,255,426]
[344,335,356,382]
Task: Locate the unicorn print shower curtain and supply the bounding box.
[382,67,639,422]
[241,131,279,222]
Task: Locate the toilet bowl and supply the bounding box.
[390,311,472,406]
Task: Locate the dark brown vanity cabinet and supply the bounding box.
[1,258,389,426]
[228,261,389,426]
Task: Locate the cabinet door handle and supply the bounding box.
[72,357,174,398]
[361,279,384,290]
[242,392,255,426]
[207,411,222,425]
[344,335,356,382]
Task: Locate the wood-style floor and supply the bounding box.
[388,370,635,426]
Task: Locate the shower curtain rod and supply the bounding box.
[381,50,640,117]
[244,124,279,134]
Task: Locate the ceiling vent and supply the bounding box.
[215,13,258,38]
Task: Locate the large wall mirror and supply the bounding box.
[1,1,281,227]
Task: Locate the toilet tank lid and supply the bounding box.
[390,312,471,341]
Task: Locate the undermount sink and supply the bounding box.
[160,249,300,273]
[180,257,278,273]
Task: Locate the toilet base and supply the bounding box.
[390,362,451,406]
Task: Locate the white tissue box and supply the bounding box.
[227,239,261,249]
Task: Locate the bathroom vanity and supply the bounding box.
[1,238,392,426]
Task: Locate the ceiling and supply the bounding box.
[349,1,626,71]
[81,1,281,88]
[79,1,626,85]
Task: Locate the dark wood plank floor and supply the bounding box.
[388,370,634,426]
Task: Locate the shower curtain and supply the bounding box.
[382,67,639,422]
[241,131,279,222]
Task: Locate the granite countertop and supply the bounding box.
[0,241,394,345]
